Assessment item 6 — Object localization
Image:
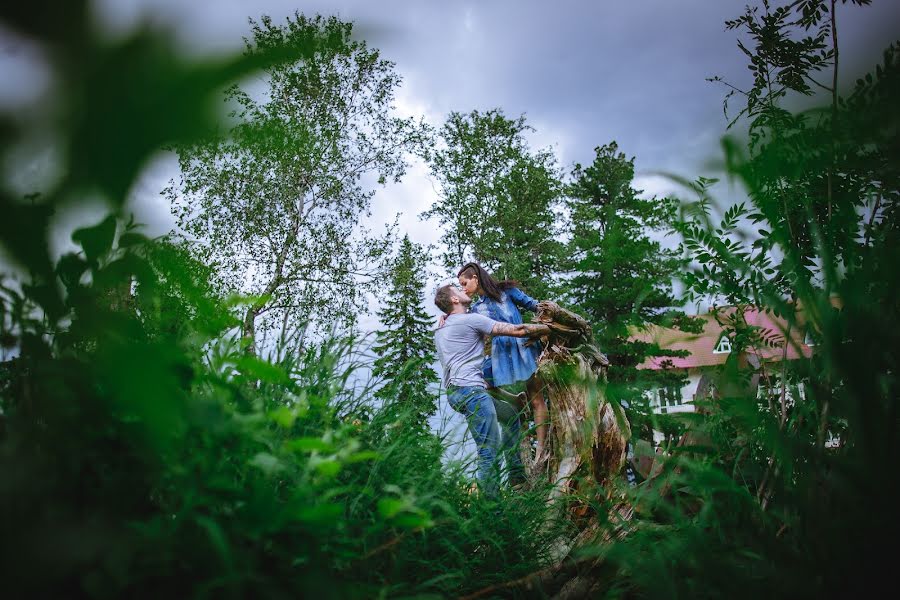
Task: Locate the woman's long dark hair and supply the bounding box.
[457,262,520,303]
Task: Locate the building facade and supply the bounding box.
[632,305,817,419]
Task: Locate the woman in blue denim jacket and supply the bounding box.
[457,262,550,461]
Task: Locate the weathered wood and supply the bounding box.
[464,302,635,597]
[530,302,629,496]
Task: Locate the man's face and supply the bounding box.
[450,284,472,307]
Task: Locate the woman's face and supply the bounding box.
[458,274,480,296]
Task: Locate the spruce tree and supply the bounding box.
[565,142,701,437]
[373,236,439,425]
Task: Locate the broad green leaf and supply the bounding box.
[391,513,434,529]
[377,498,405,519]
[195,516,232,568]
[345,450,379,463]
[295,503,343,524]
[234,355,291,385]
[56,253,88,289]
[72,215,116,263]
[270,406,297,428]
[249,452,283,474]
[314,459,342,478]
[118,232,150,247]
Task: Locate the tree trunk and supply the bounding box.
[242,306,258,356]
[527,301,630,490]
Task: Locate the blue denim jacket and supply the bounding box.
[470,288,541,386]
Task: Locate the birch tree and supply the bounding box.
[423,109,563,299]
[168,14,428,353]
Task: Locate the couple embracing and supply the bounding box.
[433,262,552,497]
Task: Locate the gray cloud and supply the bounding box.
[94,0,898,203]
[7,0,898,282]
[101,0,899,307]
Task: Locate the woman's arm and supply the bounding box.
[507,287,540,312]
[491,322,550,339]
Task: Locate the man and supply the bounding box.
[433,283,550,497]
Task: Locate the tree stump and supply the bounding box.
[461,303,634,599]
[528,302,629,492]
[527,302,633,570]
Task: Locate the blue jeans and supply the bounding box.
[448,385,525,496]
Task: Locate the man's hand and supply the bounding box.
[491,322,551,338]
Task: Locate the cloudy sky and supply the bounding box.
[2,0,898,310]
[90,0,898,256]
[4,0,898,272]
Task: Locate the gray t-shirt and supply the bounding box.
[434,312,497,389]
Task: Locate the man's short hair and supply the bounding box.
[434,285,455,314]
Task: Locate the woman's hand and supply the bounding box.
[437,314,447,328]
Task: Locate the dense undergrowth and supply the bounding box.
[0,223,571,597]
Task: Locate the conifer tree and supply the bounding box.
[373,236,438,425]
[565,142,701,436]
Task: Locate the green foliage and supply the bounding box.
[3,1,898,597]
[372,236,439,425]
[423,108,564,299]
[0,0,311,302]
[599,3,899,596]
[0,222,568,597]
[168,14,430,350]
[710,0,883,271]
[132,236,234,341]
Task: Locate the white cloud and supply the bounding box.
[123,150,180,237]
[0,27,53,110]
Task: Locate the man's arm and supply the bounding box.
[491,322,550,338]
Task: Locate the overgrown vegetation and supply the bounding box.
[372,234,438,426]
[0,8,566,598]
[1,0,897,597]
[0,223,566,596]
[565,142,704,441]
[599,1,899,597]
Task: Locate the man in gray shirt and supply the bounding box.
[433,284,549,496]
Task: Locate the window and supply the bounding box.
[656,385,682,414]
[713,334,732,354]
[803,329,816,346]
[757,375,807,410]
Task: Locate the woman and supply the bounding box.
[457,262,550,462]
